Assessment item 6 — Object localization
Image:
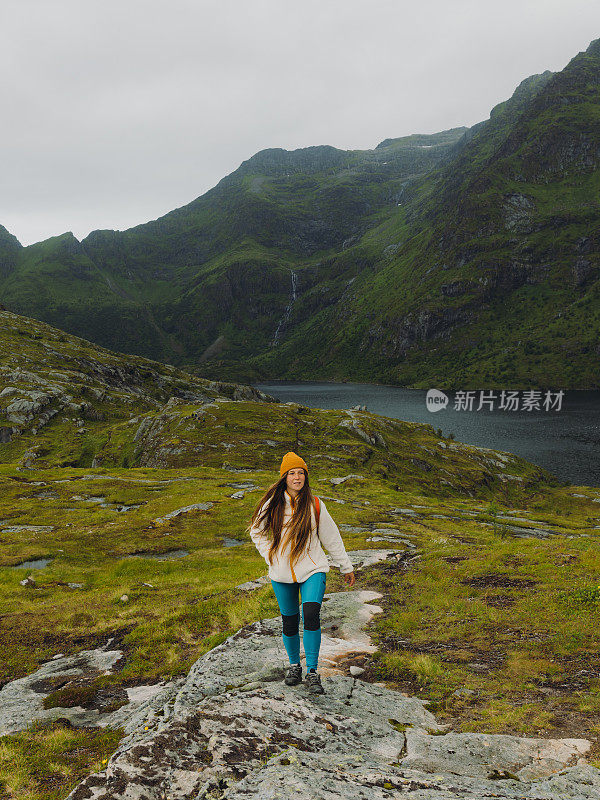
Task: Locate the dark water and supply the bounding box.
[11,558,53,569]
[254,382,600,489]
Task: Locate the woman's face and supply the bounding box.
[286,468,306,494]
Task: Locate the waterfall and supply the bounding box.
[271,270,298,347]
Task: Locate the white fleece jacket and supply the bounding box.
[249,490,354,583]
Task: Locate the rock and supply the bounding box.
[339,525,371,534]
[383,243,401,259]
[222,537,243,547]
[411,456,433,472]
[2,537,599,799]
[5,392,57,425]
[498,472,524,482]
[360,305,474,360]
[318,494,346,504]
[19,446,43,468]
[0,425,14,442]
[503,192,535,233]
[402,728,590,782]
[0,646,128,735]
[339,414,387,448]
[341,550,404,570]
[230,491,245,499]
[440,280,473,297]
[62,589,436,800]
[572,256,595,287]
[468,662,490,672]
[239,681,263,692]
[368,536,405,544]
[215,758,600,799]
[154,502,213,525]
[19,576,36,587]
[370,527,405,536]
[330,474,364,485]
[120,594,129,602]
[0,339,277,459]
[236,575,270,591]
[1,525,54,533]
[452,688,475,697]
[61,583,600,800]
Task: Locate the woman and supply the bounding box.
[247,451,356,694]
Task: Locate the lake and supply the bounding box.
[253,382,600,488]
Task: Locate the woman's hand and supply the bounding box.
[343,571,355,587]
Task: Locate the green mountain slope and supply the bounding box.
[2,308,600,780]
[249,40,600,388]
[1,39,599,388]
[0,308,276,468]
[0,133,465,370]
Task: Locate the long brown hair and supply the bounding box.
[246,469,316,572]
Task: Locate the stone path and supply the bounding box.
[3,547,600,798]
[0,646,127,736]
[59,556,598,799]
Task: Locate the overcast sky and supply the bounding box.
[2,0,599,246]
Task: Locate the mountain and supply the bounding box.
[0,224,22,279]
[0,306,563,495]
[0,307,276,468]
[0,131,465,376]
[1,38,599,388]
[250,39,600,388]
[3,307,600,791]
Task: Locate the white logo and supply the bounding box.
[426,389,448,412]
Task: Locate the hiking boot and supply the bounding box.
[305,670,324,694]
[284,663,303,685]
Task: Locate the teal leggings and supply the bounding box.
[270,571,327,671]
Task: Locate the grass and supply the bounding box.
[2,458,599,792]
[0,719,123,800]
[0,350,598,793]
[364,511,600,744]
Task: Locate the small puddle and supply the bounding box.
[33,491,60,500]
[70,495,145,512]
[71,495,111,506]
[124,549,190,561]
[222,537,243,547]
[11,558,54,569]
[1,525,54,533]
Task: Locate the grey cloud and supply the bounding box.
[1,0,598,245]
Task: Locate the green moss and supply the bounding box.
[0,719,124,800]
[0,298,599,787]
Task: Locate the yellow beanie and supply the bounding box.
[279,451,309,478]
